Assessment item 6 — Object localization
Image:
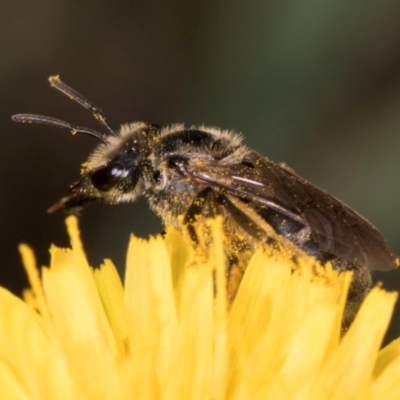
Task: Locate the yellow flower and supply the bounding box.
[0,216,399,399]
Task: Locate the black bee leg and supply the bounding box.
[183,188,213,245]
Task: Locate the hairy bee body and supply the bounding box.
[80,121,376,326]
[13,76,398,329]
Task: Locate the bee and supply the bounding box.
[12,76,398,328]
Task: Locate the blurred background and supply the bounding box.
[1,0,399,341]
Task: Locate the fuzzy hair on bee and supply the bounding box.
[12,76,399,329]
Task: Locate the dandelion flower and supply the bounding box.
[0,216,399,399]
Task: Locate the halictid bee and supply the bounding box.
[13,76,399,328]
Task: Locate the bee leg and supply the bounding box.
[215,194,264,303]
[183,189,243,304]
[183,187,213,245]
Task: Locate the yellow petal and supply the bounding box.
[371,341,400,399]
[163,251,214,400]
[94,259,129,359]
[0,288,75,399]
[42,218,120,398]
[19,243,51,320]
[164,225,191,309]
[311,287,397,399]
[228,249,350,399]
[124,234,177,394]
[374,336,400,378]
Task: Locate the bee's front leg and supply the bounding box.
[182,187,213,245]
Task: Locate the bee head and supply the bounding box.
[48,122,161,213]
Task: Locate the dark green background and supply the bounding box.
[1,0,399,341]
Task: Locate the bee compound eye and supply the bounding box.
[90,165,129,192]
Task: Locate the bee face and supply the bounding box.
[12,76,399,329]
[57,123,162,211]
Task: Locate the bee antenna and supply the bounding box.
[48,75,117,137]
[12,114,110,144]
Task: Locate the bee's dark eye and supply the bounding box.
[91,165,129,192]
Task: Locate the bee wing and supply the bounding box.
[183,154,398,271]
